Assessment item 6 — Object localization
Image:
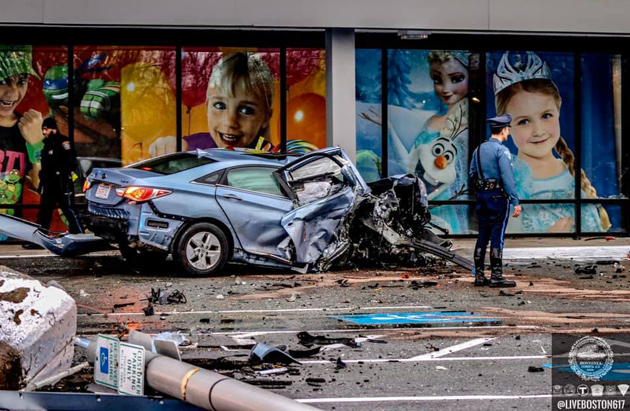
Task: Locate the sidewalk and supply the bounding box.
[452,236,630,262]
[2,236,629,261]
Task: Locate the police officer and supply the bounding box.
[36,118,83,234]
[469,114,521,287]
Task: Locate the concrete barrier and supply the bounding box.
[0,267,76,390]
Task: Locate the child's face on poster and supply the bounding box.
[0,74,29,121]
[506,90,561,160]
[430,59,468,106]
[206,82,271,148]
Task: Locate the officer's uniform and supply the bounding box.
[36,122,83,234]
[469,114,518,287]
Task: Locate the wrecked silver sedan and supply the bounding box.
[82,146,471,276]
[0,147,472,276]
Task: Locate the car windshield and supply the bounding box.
[130,153,215,175]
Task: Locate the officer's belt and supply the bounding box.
[475,178,502,191]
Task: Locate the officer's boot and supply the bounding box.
[489,248,516,288]
[473,247,489,286]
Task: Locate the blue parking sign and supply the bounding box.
[99,347,109,374]
[95,334,119,389]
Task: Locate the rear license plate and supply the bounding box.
[95,184,111,199]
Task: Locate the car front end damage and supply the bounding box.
[275,148,473,273]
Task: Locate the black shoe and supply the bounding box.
[474,275,489,287]
[489,275,516,288]
[22,243,44,250]
[489,247,516,287]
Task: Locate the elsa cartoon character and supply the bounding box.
[359,50,470,233]
[493,51,610,233]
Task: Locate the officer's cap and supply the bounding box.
[486,114,512,128]
[42,117,58,130]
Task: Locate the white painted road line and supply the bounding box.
[76,305,433,317]
[407,337,495,360]
[300,355,548,365]
[223,325,540,339]
[297,394,552,404]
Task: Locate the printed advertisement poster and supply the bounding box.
[486,51,620,233]
[356,49,471,234]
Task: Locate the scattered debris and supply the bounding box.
[216,294,225,300]
[250,343,301,365]
[286,294,297,302]
[78,289,90,297]
[575,265,597,275]
[614,263,626,273]
[435,366,448,371]
[335,357,347,370]
[257,367,288,376]
[113,302,135,310]
[297,331,359,348]
[409,280,438,290]
[305,377,326,386]
[142,304,154,316]
[288,346,321,358]
[499,290,515,297]
[528,366,544,373]
[144,288,187,305]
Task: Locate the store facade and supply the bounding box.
[1,1,628,237]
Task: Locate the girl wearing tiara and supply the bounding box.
[493,51,610,233]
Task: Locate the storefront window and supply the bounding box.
[179,48,280,154]
[487,51,582,233]
[286,48,326,153]
[73,46,176,165]
[355,49,382,182]
[580,53,624,232]
[383,49,471,233]
[0,45,67,232]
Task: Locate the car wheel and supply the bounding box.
[175,222,229,276]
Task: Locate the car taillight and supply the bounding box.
[118,186,172,202]
[82,179,91,192]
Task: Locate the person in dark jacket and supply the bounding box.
[469,114,521,287]
[36,117,83,233]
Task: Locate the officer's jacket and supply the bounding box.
[469,137,519,205]
[39,132,77,186]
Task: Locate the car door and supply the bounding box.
[274,148,370,265]
[215,165,294,261]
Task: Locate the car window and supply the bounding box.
[130,153,215,175]
[288,155,346,183]
[226,167,285,197]
[194,171,222,185]
[285,155,349,204]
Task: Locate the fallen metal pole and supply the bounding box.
[22,362,90,392]
[83,338,319,411]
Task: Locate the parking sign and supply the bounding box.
[94,334,120,389]
[118,342,146,396]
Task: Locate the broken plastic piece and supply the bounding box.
[249,343,301,365]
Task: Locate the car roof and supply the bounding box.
[194,148,302,167]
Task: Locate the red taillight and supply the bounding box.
[82,179,91,192]
[119,186,172,202]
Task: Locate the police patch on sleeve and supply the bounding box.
[502,148,512,160]
[62,141,71,150]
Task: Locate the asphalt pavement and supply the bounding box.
[2,236,630,411]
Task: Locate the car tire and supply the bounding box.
[174,222,229,277]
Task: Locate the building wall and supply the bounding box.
[2,0,630,34]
